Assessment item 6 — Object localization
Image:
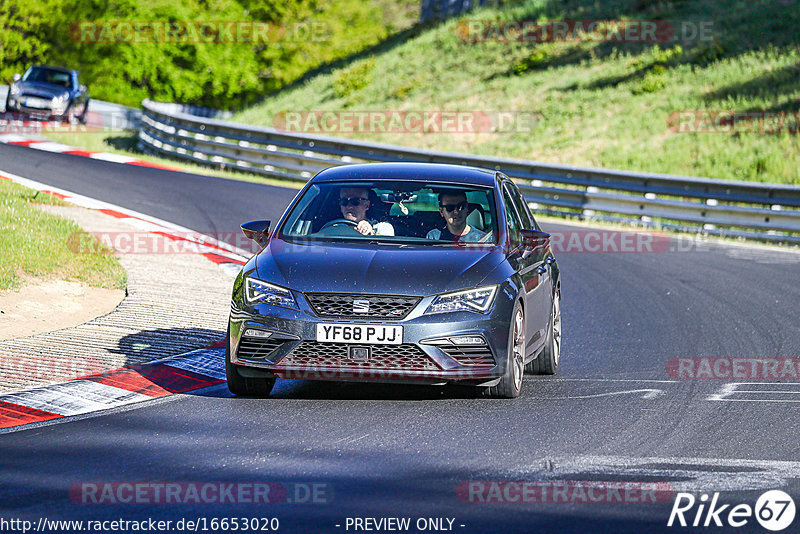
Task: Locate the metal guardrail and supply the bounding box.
[138,99,800,244]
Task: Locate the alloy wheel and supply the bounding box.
[552,293,562,366]
[512,306,525,391]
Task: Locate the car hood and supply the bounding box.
[14,82,69,99]
[254,238,506,296]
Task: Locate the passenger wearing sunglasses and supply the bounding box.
[426,191,487,243]
[338,187,395,236]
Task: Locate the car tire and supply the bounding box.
[486,300,525,398]
[527,290,561,375]
[225,328,276,397]
[66,105,80,125]
[78,100,89,124]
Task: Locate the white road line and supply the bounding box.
[707,382,800,402]
[88,152,139,163]
[0,349,226,426]
[735,390,800,393]
[0,380,150,416]
[543,455,800,492]
[333,433,370,445]
[25,142,76,153]
[714,399,800,403]
[550,388,665,400]
[0,133,43,143]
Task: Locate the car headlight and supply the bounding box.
[424,285,498,315]
[10,85,20,96]
[245,277,299,310]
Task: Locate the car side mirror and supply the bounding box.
[12,73,21,82]
[520,229,550,257]
[241,220,271,248]
[79,85,87,93]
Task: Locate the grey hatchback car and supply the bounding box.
[227,162,561,398]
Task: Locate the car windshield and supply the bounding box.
[22,67,73,88]
[279,180,498,246]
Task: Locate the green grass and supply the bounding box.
[41,131,304,190]
[0,179,127,291]
[229,0,800,184]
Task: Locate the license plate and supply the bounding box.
[25,97,49,108]
[316,324,403,345]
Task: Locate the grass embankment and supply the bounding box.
[231,0,800,184]
[0,179,126,291]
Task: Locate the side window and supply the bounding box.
[501,186,523,247]
[505,182,536,230]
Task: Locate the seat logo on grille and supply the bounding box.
[353,299,370,314]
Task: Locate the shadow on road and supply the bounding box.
[109,327,224,362]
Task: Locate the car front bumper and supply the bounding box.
[229,293,515,385]
[5,98,69,119]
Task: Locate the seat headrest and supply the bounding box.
[466,203,485,231]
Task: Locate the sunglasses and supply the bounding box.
[339,197,368,207]
[439,201,468,212]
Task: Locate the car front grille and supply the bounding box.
[438,341,496,368]
[236,336,286,361]
[18,95,53,110]
[304,293,420,320]
[277,341,441,371]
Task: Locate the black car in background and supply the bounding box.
[5,65,90,123]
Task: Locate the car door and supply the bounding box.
[501,180,551,355]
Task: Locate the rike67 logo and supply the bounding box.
[668,491,796,531]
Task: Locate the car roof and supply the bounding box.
[32,65,78,75]
[312,162,497,187]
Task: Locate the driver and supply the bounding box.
[427,190,487,243]
[338,187,395,236]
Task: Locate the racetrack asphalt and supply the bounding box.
[1,142,799,533]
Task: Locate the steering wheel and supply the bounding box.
[317,218,362,237]
[320,218,359,230]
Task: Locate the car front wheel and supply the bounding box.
[527,290,561,375]
[486,300,524,398]
[78,100,89,124]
